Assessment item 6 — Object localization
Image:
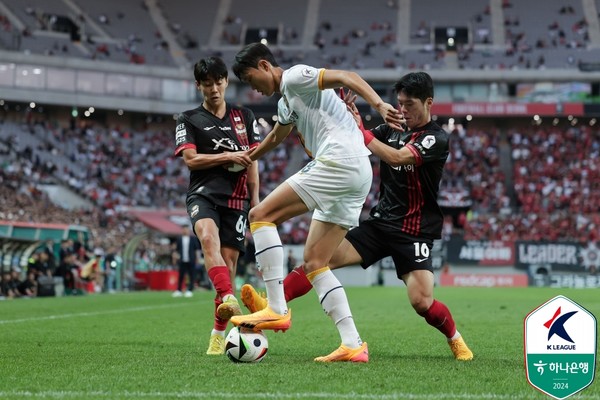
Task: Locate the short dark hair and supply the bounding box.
[194,57,228,82]
[393,72,434,102]
[232,43,279,80]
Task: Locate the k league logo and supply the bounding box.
[524,295,597,400]
[545,306,577,346]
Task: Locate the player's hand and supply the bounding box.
[377,102,404,131]
[225,151,253,172]
[339,88,364,129]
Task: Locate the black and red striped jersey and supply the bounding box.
[369,120,449,239]
[174,104,261,210]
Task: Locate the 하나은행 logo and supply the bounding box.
[524,295,597,400]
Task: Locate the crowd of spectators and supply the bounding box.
[2,1,599,72]
[442,123,508,215]
[2,108,600,289]
[456,2,595,70]
[463,123,600,242]
[0,112,298,284]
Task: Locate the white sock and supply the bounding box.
[222,294,236,302]
[211,329,225,337]
[449,330,461,341]
[252,224,286,315]
[310,268,362,348]
[264,279,287,315]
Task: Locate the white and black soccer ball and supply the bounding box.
[225,327,268,363]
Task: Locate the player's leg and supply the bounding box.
[188,197,239,354]
[195,217,240,317]
[306,156,371,362]
[280,237,362,304]
[308,213,385,354]
[214,207,249,321]
[213,245,243,320]
[173,262,185,297]
[230,182,308,331]
[301,219,367,362]
[195,217,239,354]
[241,236,363,313]
[184,262,195,297]
[401,254,473,360]
[221,246,240,292]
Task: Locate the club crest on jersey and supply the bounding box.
[235,124,247,136]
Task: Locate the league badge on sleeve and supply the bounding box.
[421,135,436,149]
[301,67,314,78]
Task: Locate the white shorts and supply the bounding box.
[286,156,372,229]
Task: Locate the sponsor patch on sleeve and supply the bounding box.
[175,123,187,145]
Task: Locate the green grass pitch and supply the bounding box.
[0,286,598,399]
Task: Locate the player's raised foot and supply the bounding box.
[206,334,225,355]
[314,342,369,363]
[241,284,268,313]
[449,336,473,361]
[230,307,291,332]
[216,297,242,321]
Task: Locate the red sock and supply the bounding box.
[283,265,312,302]
[207,265,233,299]
[213,295,227,331]
[419,299,457,339]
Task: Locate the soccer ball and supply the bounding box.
[225,327,268,363]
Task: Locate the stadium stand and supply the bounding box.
[1,0,600,295]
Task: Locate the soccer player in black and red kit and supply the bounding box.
[174,56,261,355]
[242,72,474,361]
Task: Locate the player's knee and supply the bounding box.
[410,295,432,314]
[248,205,263,223]
[303,260,327,273]
[198,233,218,251]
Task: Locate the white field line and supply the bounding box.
[3,391,599,399]
[0,303,189,325]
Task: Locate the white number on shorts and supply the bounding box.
[236,215,246,234]
[413,242,430,258]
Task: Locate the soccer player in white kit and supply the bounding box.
[227,43,403,362]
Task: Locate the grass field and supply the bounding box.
[0,286,598,400]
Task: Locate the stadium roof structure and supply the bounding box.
[0,221,88,242]
[127,209,189,236]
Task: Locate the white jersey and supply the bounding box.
[277,64,371,160]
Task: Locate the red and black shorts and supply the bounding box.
[186,195,248,254]
[345,218,434,278]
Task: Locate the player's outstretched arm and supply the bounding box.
[340,88,414,167]
[321,69,403,131]
[248,122,294,161]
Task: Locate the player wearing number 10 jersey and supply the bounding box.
[174,56,261,355]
